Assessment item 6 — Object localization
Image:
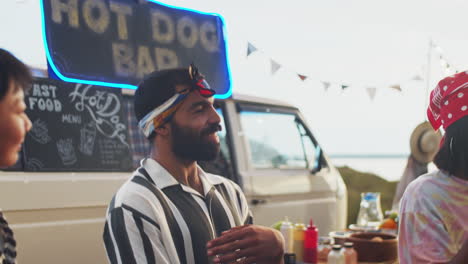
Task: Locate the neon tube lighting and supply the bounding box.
[40,0,232,99]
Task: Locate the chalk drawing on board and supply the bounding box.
[29,119,51,144]
[25,158,45,171]
[69,84,129,147]
[56,138,77,166]
[79,122,97,156]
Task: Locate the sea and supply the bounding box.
[330,155,437,182]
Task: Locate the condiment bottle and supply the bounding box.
[280,217,294,254]
[284,253,297,264]
[327,245,344,264]
[342,242,358,264]
[293,223,306,262]
[318,236,332,262]
[303,219,318,264]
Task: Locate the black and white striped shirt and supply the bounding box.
[103,158,252,264]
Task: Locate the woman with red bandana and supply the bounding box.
[0,49,33,264]
[398,71,468,264]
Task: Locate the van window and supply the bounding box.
[240,111,318,170]
[297,121,320,171]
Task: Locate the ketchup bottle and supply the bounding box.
[303,219,318,264]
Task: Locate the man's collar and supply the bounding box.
[141,158,179,189]
[140,158,224,197]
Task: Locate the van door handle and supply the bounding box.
[251,199,267,205]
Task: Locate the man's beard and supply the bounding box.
[170,121,221,161]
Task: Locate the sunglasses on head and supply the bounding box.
[185,63,216,98]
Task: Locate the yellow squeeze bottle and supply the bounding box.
[293,222,306,262]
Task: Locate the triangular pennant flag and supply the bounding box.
[366,87,377,100]
[270,59,281,75]
[390,84,402,92]
[322,81,331,91]
[298,74,307,81]
[411,75,423,81]
[341,84,349,90]
[247,42,258,57]
[440,59,448,68]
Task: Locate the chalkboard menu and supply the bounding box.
[23,78,132,172]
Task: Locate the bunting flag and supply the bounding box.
[390,84,402,92]
[244,42,423,97]
[322,81,331,91]
[431,40,457,74]
[366,87,377,100]
[247,42,258,57]
[440,58,448,68]
[270,59,281,75]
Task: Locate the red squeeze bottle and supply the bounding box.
[303,219,318,264]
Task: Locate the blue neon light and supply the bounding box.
[40,0,233,99]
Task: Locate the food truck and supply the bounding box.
[0,1,347,263]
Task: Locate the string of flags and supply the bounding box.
[246,41,432,101]
[430,40,458,75]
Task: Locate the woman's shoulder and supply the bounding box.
[407,170,441,191]
[400,170,444,211]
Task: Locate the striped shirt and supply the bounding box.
[103,158,252,264]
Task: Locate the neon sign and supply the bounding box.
[40,0,232,99]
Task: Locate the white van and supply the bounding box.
[0,89,346,264]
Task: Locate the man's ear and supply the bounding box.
[155,123,170,137]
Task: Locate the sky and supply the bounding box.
[2,0,468,156]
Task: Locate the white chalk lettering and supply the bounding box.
[32,84,58,98]
[69,83,128,147]
[28,97,62,112]
[32,84,42,97]
[49,85,58,98]
[62,114,82,124]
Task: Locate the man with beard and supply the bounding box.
[103,65,285,264]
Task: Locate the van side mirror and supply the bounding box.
[311,146,322,174]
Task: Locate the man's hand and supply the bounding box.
[206,224,285,264]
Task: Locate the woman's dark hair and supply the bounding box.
[0,48,32,101]
[433,115,468,179]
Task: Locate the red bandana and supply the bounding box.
[427,71,468,131]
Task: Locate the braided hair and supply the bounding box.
[0,212,16,264]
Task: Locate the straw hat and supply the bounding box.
[410,121,442,164]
